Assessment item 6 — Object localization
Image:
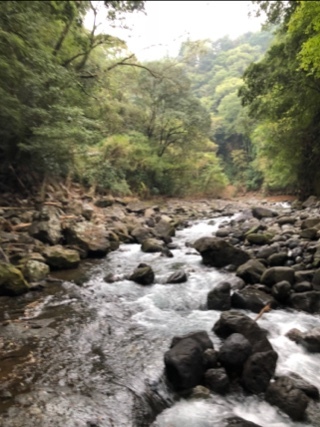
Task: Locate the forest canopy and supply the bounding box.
[1,0,319,199]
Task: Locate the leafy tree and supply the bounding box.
[239,0,320,197]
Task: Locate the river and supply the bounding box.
[1,212,320,427]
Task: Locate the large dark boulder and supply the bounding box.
[213,311,273,353]
[236,260,266,284]
[207,282,231,310]
[241,350,278,394]
[218,333,252,372]
[193,237,250,268]
[231,286,276,313]
[164,331,213,391]
[265,376,309,421]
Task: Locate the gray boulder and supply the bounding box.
[265,376,309,421]
[218,333,252,371]
[64,222,111,257]
[42,245,80,270]
[236,259,266,284]
[261,266,295,287]
[29,206,62,245]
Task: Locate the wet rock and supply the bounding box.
[231,286,276,313]
[265,376,309,421]
[42,245,80,270]
[256,245,277,260]
[246,233,272,245]
[204,367,229,394]
[170,331,213,352]
[22,259,50,281]
[277,216,297,226]
[129,263,155,286]
[252,207,277,219]
[207,282,231,311]
[287,327,320,352]
[131,226,153,243]
[301,218,320,229]
[203,348,219,369]
[293,281,313,292]
[193,237,250,268]
[154,217,175,239]
[164,331,213,391]
[268,252,288,266]
[225,416,262,427]
[236,259,266,284]
[166,270,188,284]
[218,333,252,372]
[261,266,295,287]
[271,280,292,303]
[285,328,303,344]
[141,238,164,253]
[213,311,273,353]
[64,222,111,257]
[241,350,278,393]
[0,261,30,296]
[289,291,320,313]
[300,228,318,240]
[287,372,319,400]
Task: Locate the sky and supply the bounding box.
[85,1,265,61]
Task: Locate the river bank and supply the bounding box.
[1,189,320,426]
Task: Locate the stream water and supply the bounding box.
[1,213,320,427]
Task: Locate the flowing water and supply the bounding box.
[1,214,320,427]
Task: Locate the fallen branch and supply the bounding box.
[12,223,31,231]
[254,303,272,322]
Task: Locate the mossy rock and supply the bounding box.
[0,262,29,296]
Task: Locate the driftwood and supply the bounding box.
[12,223,31,231]
[254,303,272,322]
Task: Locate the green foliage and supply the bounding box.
[240,1,320,197]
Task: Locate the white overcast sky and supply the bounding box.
[86,1,265,61]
